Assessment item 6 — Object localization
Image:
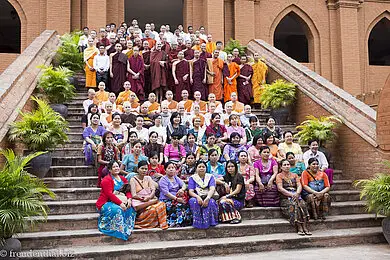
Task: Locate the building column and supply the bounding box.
[335,0,362,95]
[203,0,224,43]
[234,0,255,44]
[46,0,71,34]
[87,0,107,30]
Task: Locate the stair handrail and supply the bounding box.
[247,39,378,147]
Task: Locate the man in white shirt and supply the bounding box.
[199,26,208,42]
[303,140,329,170]
[83,89,97,114]
[78,27,89,52]
[143,24,155,39]
[216,41,227,61]
[240,105,256,128]
[93,44,110,85]
[150,23,160,39]
[165,24,174,43]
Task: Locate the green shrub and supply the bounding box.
[260,79,296,109]
[57,32,84,72]
[37,65,76,104]
[224,39,247,55]
[295,115,342,146]
[0,149,55,244]
[8,97,69,152]
[355,161,390,217]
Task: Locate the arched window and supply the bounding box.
[368,17,390,66]
[274,12,310,63]
[0,1,21,53]
[125,0,183,31]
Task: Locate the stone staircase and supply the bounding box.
[17,86,385,259]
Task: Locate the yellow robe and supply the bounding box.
[96,90,109,106]
[252,60,268,103]
[116,90,139,106]
[206,42,216,54]
[223,62,240,103]
[84,47,99,88]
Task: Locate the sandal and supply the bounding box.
[230,219,241,224]
[304,230,312,236]
[297,230,305,236]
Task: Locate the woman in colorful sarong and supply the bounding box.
[159,161,192,227]
[130,161,168,229]
[218,160,245,224]
[276,159,311,236]
[253,146,280,207]
[301,158,331,220]
[96,160,136,240]
[237,151,256,208]
[188,160,219,229]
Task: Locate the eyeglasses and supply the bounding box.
[171,136,180,140]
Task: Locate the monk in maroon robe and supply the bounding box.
[237,56,254,104]
[150,42,168,102]
[128,46,145,101]
[173,51,190,101]
[190,50,208,99]
[161,36,171,53]
[142,41,152,98]
[110,43,128,94]
[167,43,180,92]
[232,48,241,64]
[200,43,212,61]
[183,41,195,60]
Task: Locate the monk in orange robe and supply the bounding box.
[161,90,178,112]
[116,81,139,106]
[84,38,98,88]
[192,91,207,114]
[123,41,134,58]
[230,92,245,113]
[96,82,109,108]
[224,54,240,102]
[205,34,217,54]
[181,89,193,112]
[192,38,201,51]
[208,50,224,101]
[128,92,140,114]
[144,92,161,115]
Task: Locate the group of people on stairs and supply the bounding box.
[79,21,334,241]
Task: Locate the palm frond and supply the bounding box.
[260,79,296,109]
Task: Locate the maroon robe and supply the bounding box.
[200,51,212,61]
[233,57,241,64]
[179,44,186,51]
[111,52,128,94]
[150,49,168,91]
[167,48,180,91]
[184,49,195,60]
[107,44,116,55]
[173,60,190,100]
[162,42,171,53]
[142,50,152,96]
[237,64,254,104]
[191,59,208,99]
[96,38,110,47]
[128,55,145,101]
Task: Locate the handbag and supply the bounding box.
[113,190,128,206]
[302,171,326,197]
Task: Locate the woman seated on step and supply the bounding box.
[121,140,148,180]
[261,117,282,144]
[159,161,192,227]
[301,158,331,220]
[97,131,120,187]
[276,159,311,236]
[263,132,284,162]
[81,103,99,129]
[253,146,280,207]
[107,112,128,153]
[83,113,106,166]
[188,160,219,229]
[218,160,246,224]
[278,131,303,162]
[96,160,136,241]
[130,160,168,229]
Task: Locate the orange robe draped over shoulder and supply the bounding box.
[232,101,244,113]
[206,42,216,54]
[224,62,240,102]
[96,91,109,106]
[116,90,139,105]
[208,58,224,101]
[84,47,98,88]
[252,60,268,103]
[148,102,161,113]
[183,100,193,112]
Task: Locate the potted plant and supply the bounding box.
[224,39,247,55]
[0,149,55,255]
[57,32,84,73]
[295,115,342,147]
[8,97,69,178]
[37,65,76,118]
[260,79,296,124]
[355,162,390,244]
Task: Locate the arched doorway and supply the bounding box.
[125,0,183,31]
[368,17,390,66]
[273,12,311,63]
[0,1,21,53]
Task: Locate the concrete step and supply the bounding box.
[43,176,97,188]
[52,148,84,157]
[43,196,367,216]
[19,227,385,259]
[66,133,83,141]
[68,107,86,114]
[20,214,383,250]
[45,187,100,201]
[48,166,96,178]
[331,180,353,190]
[67,113,84,121]
[331,190,361,202]
[52,156,85,166]
[58,140,84,149]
